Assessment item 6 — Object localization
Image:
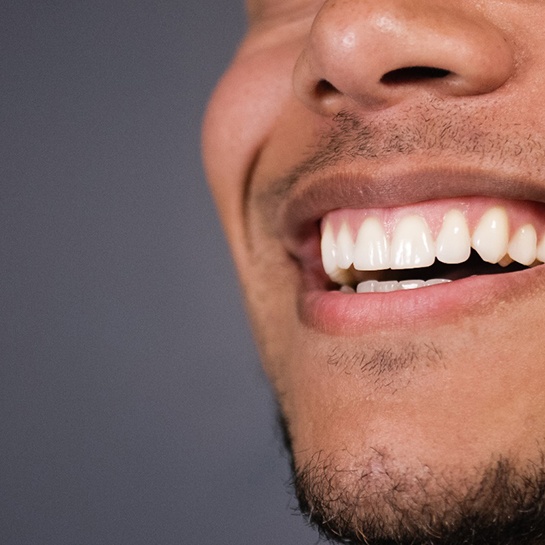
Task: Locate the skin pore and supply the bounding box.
[202,0,545,543]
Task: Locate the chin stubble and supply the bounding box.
[326,341,444,382]
[279,414,545,545]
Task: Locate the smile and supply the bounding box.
[264,165,545,332]
[320,198,545,293]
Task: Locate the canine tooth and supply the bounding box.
[391,215,435,269]
[353,217,389,270]
[336,222,355,269]
[436,209,471,264]
[321,220,338,275]
[399,279,426,290]
[471,207,509,263]
[508,224,537,266]
[538,236,545,263]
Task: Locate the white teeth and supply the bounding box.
[356,280,379,293]
[508,224,537,266]
[336,222,354,269]
[390,215,435,269]
[436,209,471,264]
[320,220,338,276]
[471,206,509,264]
[377,280,400,293]
[399,279,426,290]
[356,278,452,293]
[426,278,453,286]
[353,217,389,270]
[321,205,544,290]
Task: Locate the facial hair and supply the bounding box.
[279,412,545,545]
[252,96,545,544]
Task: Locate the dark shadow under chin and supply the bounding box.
[278,411,545,545]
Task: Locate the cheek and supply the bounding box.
[202,45,298,244]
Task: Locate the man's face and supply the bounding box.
[203,0,545,542]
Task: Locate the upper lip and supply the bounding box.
[268,162,545,258]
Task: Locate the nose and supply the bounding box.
[293,0,515,115]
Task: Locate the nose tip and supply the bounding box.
[293,0,515,115]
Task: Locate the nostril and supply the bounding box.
[381,66,451,85]
[315,79,339,98]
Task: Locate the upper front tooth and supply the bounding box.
[471,207,509,263]
[336,222,355,269]
[353,216,390,270]
[320,219,338,275]
[508,224,537,265]
[436,209,471,264]
[390,215,435,269]
[321,206,544,285]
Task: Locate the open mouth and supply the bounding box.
[320,200,545,293]
[328,252,529,293]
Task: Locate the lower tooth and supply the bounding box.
[425,278,452,286]
[354,278,452,293]
[357,280,379,293]
[340,285,356,294]
[377,281,399,293]
[399,280,425,290]
[357,280,399,293]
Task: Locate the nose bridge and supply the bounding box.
[293,0,515,114]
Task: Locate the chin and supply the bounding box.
[278,401,545,545]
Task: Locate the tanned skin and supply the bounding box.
[203,1,545,543]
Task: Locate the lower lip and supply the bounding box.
[298,266,545,335]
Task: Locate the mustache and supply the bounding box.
[265,101,545,199]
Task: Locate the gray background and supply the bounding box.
[1,2,319,544]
